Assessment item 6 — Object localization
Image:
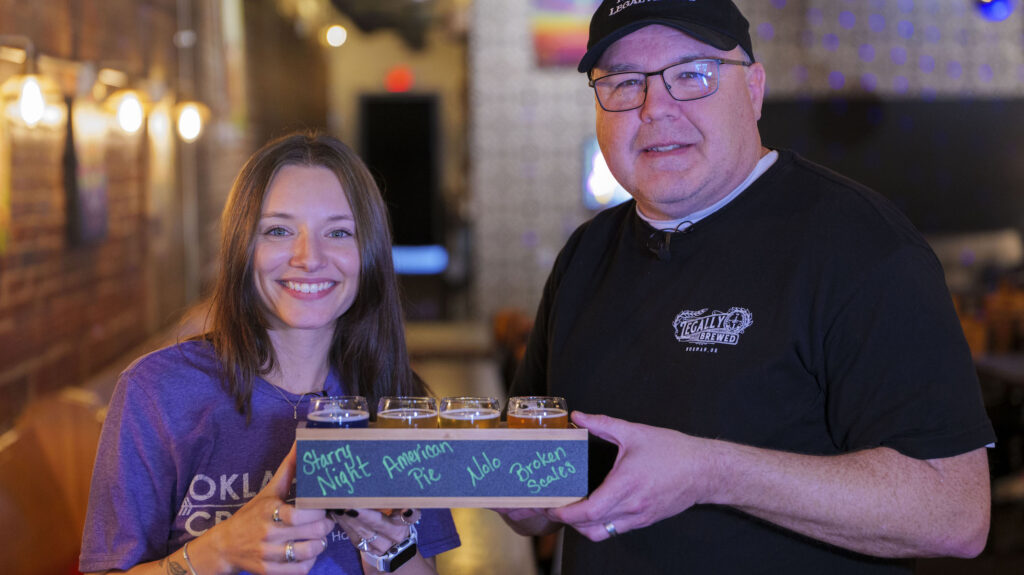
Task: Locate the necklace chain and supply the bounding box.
[267,383,323,420]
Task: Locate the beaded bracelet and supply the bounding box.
[182,540,199,575]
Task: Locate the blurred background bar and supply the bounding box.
[2,1,1024,573]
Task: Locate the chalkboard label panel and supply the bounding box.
[295,427,588,508]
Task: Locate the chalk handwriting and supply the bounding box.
[466,451,501,488]
[508,447,577,494]
[302,444,372,495]
[407,466,442,490]
[381,442,454,480]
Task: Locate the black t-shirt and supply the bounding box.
[512,150,995,574]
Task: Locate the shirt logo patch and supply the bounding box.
[673,307,753,348]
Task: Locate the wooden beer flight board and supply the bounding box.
[295,425,588,509]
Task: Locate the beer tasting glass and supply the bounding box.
[507,396,569,429]
[376,396,439,428]
[306,395,370,428]
[439,396,501,429]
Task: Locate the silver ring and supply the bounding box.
[604,521,618,538]
[272,505,283,523]
[284,540,296,562]
[357,532,379,552]
[399,509,417,525]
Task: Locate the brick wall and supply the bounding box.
[0,0,330,432]
[0,0,181,431]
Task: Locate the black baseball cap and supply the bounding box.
[578,0,755,74]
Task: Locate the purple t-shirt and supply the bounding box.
[80,341,460,573]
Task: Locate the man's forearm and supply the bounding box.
[705,443,990,558]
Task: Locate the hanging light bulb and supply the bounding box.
[18,76,44,127]
[177,103,201,141]
[1,73,64,128]
[108,90,146,134]
[118,94,144,133]
[0,36,64,128]
[175,100,209,142]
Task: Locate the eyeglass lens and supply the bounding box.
[593,59,720,112]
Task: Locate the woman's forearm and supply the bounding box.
[85,541,199,575]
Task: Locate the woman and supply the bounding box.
[80,132,460,574]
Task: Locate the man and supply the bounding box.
[502,1,995,573]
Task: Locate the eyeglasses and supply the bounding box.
[589,58,752,112]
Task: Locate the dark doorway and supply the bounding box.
[360,95,443,246]
[360,94,448,320]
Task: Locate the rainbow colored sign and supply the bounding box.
[531,0,597,68]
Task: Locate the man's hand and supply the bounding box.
[544,411,990,558]
[546,411,716,541]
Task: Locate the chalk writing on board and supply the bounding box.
[295,436,588,501]
[301,444,373,495]
[508,447,577,494]
[466,451,501,488]
[381,442,454,480]
[408,467,442,490]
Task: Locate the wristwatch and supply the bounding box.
[364,524,418,573]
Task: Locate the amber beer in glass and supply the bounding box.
[376,396,439,428]
[306,396,370,428]
[439,396,501,429]
[507,396,569,429]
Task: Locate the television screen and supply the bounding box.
[582,136,631,211]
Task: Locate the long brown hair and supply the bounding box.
[204,131,421,417]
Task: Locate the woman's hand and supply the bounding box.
[331,508,419,556]
[194,443,336,574]
[332,508,438,573]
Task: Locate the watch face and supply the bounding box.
[383,542,417,573]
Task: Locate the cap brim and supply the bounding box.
[578,18,741,73]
